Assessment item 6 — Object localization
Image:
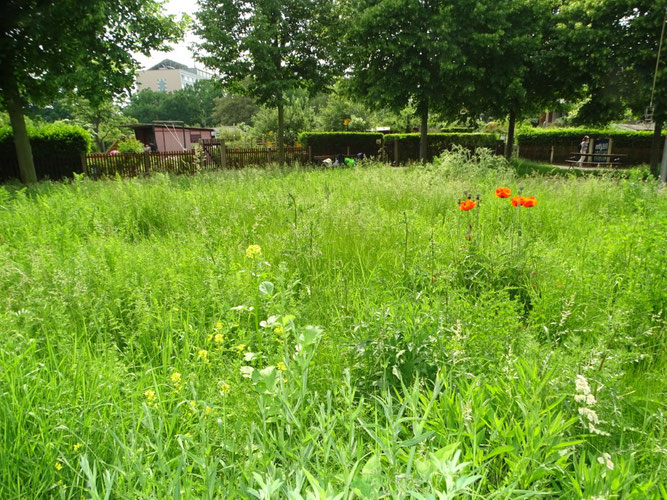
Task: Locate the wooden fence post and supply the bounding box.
[549,145,554,164]
[394,139,399,165]
[267,147,272,163]
[346,146,350,156]
[198,139,205,171]
[80,154,87,175]
[220,140,227,169]
[143,151,150,174]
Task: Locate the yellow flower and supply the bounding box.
[170,372,183,390]
[197,349,209,362]
[205,406,212,416]
[219,381,231,396]
[73,443,82,452]
[215,321,223,330]
[144,389,158,408]
[207,334,214,342]
[277,362,287,372]
[214,333,224,344]
[274,324,284,335]
[55,462,63,471]
[234,344,246,353]
[245,244,262,259]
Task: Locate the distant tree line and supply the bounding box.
[1,0,665,181]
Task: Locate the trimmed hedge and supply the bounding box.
[298,132,383,157]
[0,123,91,181]
[516,127,663,165]
[384,133,498,162]
[516,128,655,147]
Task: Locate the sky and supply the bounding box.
[133,0,204,70]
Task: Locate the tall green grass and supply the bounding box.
[0,150,665,498]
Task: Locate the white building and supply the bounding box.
[136,59,213,92]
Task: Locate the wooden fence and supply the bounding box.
[85,144,309,179]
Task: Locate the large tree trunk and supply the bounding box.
[504,110,517,160]
[277,102,285,166]
[419,101,428,162]
[650,120,663,177]
[6,84,37,184]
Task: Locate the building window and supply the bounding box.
[157,78,167,92]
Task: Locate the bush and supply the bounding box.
[516,127,663,165]
[116,137,145,153]
[515,128,656,147]
[0,122,92,181]
[0,122,91,157]
[384,133,497,162]
[298,132,384,157]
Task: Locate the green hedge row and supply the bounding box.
[516,128,656,147]
[384,133,498,162]
[0,122,92,156]
[298,132,383,156]
[0,123,92,181]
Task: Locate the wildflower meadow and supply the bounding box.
[0,150,665,498]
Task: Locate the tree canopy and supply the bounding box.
[0,0,183,182]
[123,80,220,127]
[195,0,338,164]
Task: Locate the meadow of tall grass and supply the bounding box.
[0,150,665,498]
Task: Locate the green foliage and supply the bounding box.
[298,132,383,155]
[115,138,145,154]
[384,133,498,161]
[0,162,665,496]
[516,128,658,147]
[315,93,376,132]
[251,92,317,145]
[0,122,91,156]
[123,80,220,127]
[213,94,260,126]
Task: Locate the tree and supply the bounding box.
[72,99,136,153]
[0,0,183,183]
[344,0,471,161]
[456,0,574,159]
[251,90,317,144]
[564,1,667,174]
[212,95,260,126]
[195,0,337,164]
[316,92,375,131]
[123,80,220,127]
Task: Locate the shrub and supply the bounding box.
[0,122,92,181]
[515,128,656,147]
[298,132,384,157]
[384,133,498,162]
[116,137,145,153]
[515,127,663,165]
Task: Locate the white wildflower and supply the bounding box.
[243,352,257,362]
[240,366,254,378]
[597,453,614,470]
[578,407,600,425]
[575,374,591,395]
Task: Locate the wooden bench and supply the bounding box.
[566,152,626,169]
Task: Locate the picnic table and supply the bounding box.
[565,152,627,168]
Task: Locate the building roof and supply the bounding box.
[147,59,190,71]
[122,123,215,131]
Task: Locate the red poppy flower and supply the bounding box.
[459,199,476,211]
[495,187,511,198]
[511,196,522,207]
[521,196,537,208]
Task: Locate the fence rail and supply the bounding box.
[85,146,309,179]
